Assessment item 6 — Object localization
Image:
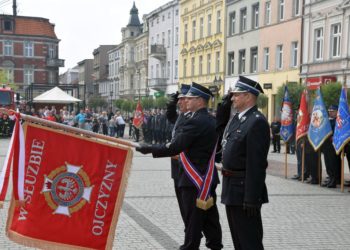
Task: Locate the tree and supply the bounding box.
[276,82,305,111]
[114,99,125,110]
[320,82,343,108]
[154,96,168,109]
[88,96,108,110]
[141,97,154,110]
[257,94,268,109]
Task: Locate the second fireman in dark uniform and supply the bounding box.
[217,76,270,250]
[137,83,223,250]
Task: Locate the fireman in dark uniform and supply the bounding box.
[136,82,223,250]
[216,76,270,250]
[165,83,191,225]
[1,113,14,137]
[321,105,341,188]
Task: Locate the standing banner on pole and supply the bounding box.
[6,122,133,250]
[133,100,144,129]
[296,89,310,142]
[333,87,350,154]
[280,86,294,142]
[307,88,332,151]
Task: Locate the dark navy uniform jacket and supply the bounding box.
[221,106,270,206]
[152,108,220,188]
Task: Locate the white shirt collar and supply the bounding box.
[238,106,254,120]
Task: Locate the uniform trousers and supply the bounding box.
[225,205,264,250]
[179,187,222,250]
[173,179,186,225]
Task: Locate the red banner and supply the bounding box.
[296,90,310,142]
[6,123,133,250]
[132,101,144,129]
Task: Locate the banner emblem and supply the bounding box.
[42,163,93,216]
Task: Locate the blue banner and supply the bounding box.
[280,86,294,142]
[307,88,332,151]
[333,88,350,154]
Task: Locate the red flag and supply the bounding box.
[132,100,144,129]
[296,90,310,142]
[6,123,133,250]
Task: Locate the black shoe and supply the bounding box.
[311,180,319,185]
[271,151,277,153]
[291,175,300,180]
[321,182,329,187]
[327,184,337,188]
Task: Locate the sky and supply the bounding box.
[0,0,171,73]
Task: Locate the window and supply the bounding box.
[48,44,56,58]
[207,14,212,36]
[3,61,14,82]
[48,71,55,84]
[265,1,271,25]
[162,62,166,78]
[24,41,34,57]
[191,57,195,76]
[176,9,179,16]
[250,47,258,73]
[184,24,188,43]
[4,40,13,56]
[278,0,285,21]
[216,10,221,33]
[276,45,283,69]
[331,23,341,58]
[200,17,204,38]
[314,28,323,60]
[207,54,211,74]
[162,32,165,45]
[156,64,160,78]
[192,20,196,41]
[156,34,160,44]
[239,50,246,74]
[3,19,13,31]
[24,66,34,85]
[215,52,220,73]
[229,12,236,35]
[151,65,154,78]
[291,41,298,67]
[162,15,165,21]
[240,8,247,32]
[175,60,178,78]
[175,27,179,45]
[252,3,259,29]
[183,59,187,77]
[199,55,203,75]
[228,52,234,75]
[293,0,300,16]
[168,12,171,19]
[167,30,171,47]
[263,47,270,71]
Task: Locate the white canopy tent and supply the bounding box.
[33,87,82,104]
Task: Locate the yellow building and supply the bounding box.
[179,0,225,106]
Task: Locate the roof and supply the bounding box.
[0,15,57,39]
[33,87,81,104]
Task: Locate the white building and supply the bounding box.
[146,0,180,95]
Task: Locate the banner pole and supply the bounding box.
[318,150,322,186]
[301,140,305,182]
[341,149,345,192]
[0,109,140,148]
[285,142,288,179]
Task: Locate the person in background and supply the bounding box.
[270,116,281,153]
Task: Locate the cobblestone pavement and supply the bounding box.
[1,138,350,249]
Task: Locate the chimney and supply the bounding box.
[13,0,17,16]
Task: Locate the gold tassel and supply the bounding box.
[196,196,214,210]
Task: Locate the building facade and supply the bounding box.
[225,0,303,121]
[107,46,121,101]
[146,0,180,96]
[92,45,116,101]
[301,0,350,89]
[0,15,64,95]
[77,59,93,104]
[179,0,225,105]
[118,2,149,100]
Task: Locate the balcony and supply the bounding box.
[46,58,65,68]
[148,78,167,91]
[150,44,166,60]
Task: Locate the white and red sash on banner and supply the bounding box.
[0,113,25,208]
[3,121,133,250]
[179,143,217,210]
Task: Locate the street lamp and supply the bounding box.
[110,90,113,109]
